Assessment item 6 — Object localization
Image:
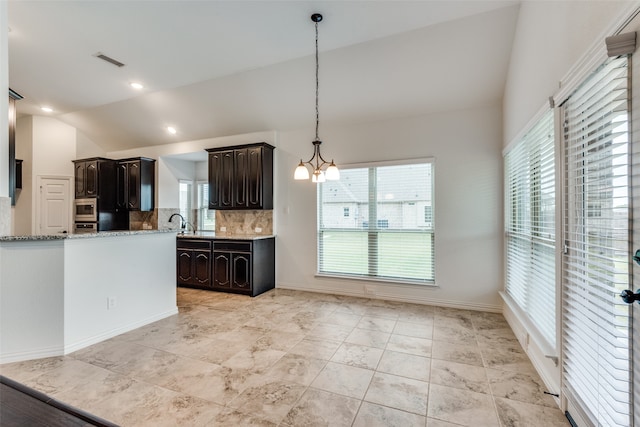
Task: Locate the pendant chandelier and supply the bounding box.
[294,13,339,183]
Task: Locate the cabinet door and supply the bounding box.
[219,151,234,208]
[193,250,211,287]
[234,148,248,207]
[75,162,86,198]
[213,252,231,288]
[85,161,98,197]
[177,249,193,285]
[127,162,140,210]
[247,147,263,209]
[231,253,251,290]
[208,153,222,209]
[116,162,128,209]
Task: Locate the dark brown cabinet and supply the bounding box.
[177,236,275,297]
[208,150,234,209]
[177,239,212,288]
[73,158,116,200]
[116,157,155,211]
[213,241,252,291]
[206,143,274,210]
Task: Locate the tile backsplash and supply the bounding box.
[216,210,273,236]
[138,208,273,236]
[129,210,158,230]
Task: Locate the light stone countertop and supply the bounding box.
[175,230,275,240]
[0,229,178,242]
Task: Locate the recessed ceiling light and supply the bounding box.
[167,126,177,135]
[130,82,144,90]
[41,106,53,113]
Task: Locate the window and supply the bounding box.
[178,181,192,225]
[197,181,215,231]
[562,55,631,427]
[504,110,555,348]
[178,180,214,231]
[343,207,350,217]
[317,160,434,283]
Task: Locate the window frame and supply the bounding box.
[503,109,556,350]
[316,158,435,286]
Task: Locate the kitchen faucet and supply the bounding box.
[168,213,197,233]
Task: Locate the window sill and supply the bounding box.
[314,272,437,288]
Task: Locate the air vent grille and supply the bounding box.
[94,52,125,68]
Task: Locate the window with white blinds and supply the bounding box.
[562,55,631,427]
[179,180,193,224]
[317,160,434,283]
[504,110,556,348]
[197,181,215,231]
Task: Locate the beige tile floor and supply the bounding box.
[0,288,570,426]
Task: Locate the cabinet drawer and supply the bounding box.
[177,239,212,250]
[213,241,252,252]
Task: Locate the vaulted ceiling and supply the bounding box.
[8,1,520,152]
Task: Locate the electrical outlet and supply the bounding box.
[364,285,376,296]
[255,227,262,233]
[220,226,227,232]
[107,297,117,310]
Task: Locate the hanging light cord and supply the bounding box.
[315,18,320,141]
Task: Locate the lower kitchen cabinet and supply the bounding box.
[177,236,275,297]
[176,239,213,288]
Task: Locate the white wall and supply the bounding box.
[0,241,65,361]
[276,105,504,310]
[0,2,10,236]
[0,1,8,199]
[195,160,208,181]
[159,157,196,208]
[32,116,76,177]
[76,129,106,159]
[13,116,33,235]
[0,232,177,362]
[63,233,177,352]
[503,1,631,145]
[12,116,77,234]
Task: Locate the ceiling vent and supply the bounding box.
[94,52,125,68]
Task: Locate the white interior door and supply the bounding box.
[38,177,71,235]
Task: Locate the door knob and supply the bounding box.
[620,289,640,304]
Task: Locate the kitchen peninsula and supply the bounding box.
[0,230,177,363]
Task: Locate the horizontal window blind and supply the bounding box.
[563,55,631,427]
[504,110,556,348]
[317,161,434,283]
[197,182,215,231]
[179,181,192,225]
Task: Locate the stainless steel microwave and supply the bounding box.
[74,198,97,222]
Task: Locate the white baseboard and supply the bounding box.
[0,345,65,364]
[277,281,502,313]
[63,308,179,355]
[501,295,562,408]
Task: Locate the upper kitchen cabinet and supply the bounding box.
[116,157,155,211]
[72,158,116,201]
[206,142,274,210]
[8,89,23,206]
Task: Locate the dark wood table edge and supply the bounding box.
[0,375,119,427]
